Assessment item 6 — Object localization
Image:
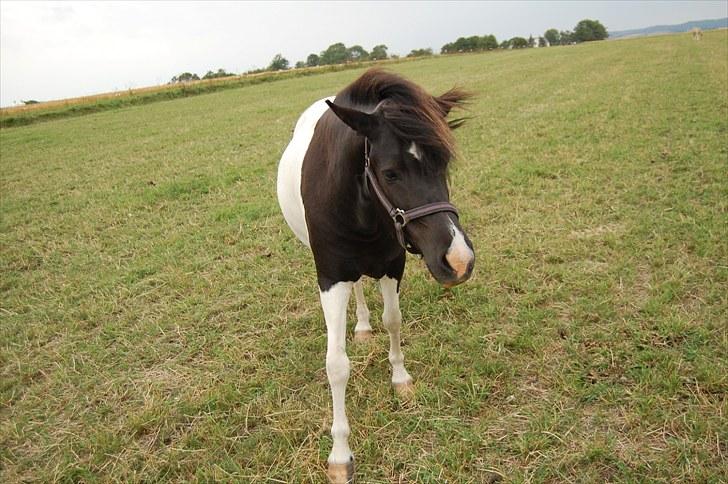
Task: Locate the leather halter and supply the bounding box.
[363,138,459,254]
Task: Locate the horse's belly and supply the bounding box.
[277,97,334,247]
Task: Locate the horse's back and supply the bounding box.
[277,97,334,247]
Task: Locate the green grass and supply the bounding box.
[2,32,727,482]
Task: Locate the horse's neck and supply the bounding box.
[323,135,390,239]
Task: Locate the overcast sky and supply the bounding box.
[1,1,726,107]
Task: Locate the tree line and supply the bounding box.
[169,68,236,84]
[168,19,607,83]
[441,19,607,53]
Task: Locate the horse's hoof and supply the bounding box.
[353,330,373,343]
[327,460,355,483]
[393,380,415,400]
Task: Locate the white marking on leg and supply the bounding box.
[320,281,354,465]
[445,220,474,279]
[353,278,372,334]
[379,276,412,385]
[407,141,421,160]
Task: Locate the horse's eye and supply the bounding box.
[382,170,399,182]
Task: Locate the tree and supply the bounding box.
[295,61,306,69]
[483,34,498,50]
[268,54,289,71]
[544,29,560,46]
[453,36,470,52]
[442,34,497,53]
[509,37,528,49]
[467,35,483,51]
[538,37,547,47]
[170,72,200,83]
[202,68,234,80]
[574,19,608,42]
[528,35,535,48]
[370,44,388,60]
[346,45,369,61]
[559,30,574,45]
[499,40,510,49]
[306,53,320,67]
[320,42,348,65]
[406,48,433,57]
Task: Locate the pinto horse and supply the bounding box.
[277,68,474,482]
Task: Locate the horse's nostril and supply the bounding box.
[442,254,452,272]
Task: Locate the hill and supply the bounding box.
[1,30,726,482]
[610,17,728,39]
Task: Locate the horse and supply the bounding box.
[276,68,475,483]
[692,27,703,41]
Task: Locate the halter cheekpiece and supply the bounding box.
[363,138,459,254]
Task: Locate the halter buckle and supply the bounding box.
[392,208,407,227]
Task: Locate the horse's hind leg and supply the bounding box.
[380,276,414,398]
[353,278,373,342]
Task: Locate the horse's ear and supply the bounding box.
[326,100,378,137]
[435,87,472,117]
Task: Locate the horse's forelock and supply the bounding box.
[338,68,469,168]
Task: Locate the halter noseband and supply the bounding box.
[363,138,459,254]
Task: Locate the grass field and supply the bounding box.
[1,31,727,483]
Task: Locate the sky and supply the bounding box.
[1,1,726,107]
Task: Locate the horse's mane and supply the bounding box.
[335,68,470,166]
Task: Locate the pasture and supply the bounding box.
[1,31,726,482]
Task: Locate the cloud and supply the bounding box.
[2,1,726,106]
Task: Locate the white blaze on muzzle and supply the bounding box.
[445,221,474,279]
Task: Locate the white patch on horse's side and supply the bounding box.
[277,96,334,247]
[407,142,421,160]
[445,220,474,279]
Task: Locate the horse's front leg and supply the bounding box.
[380,276,414,398]
[320,281,355,483]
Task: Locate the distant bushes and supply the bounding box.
[202,68,235,80]
[440,18,608,54]
[407,48,433,58]
[165,18,608,86]
[299,43,389,68]
[442,35,498,54]
[170,72,200,83]
[170,69,235,84]
[542,21,607,46]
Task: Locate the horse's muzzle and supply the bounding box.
[443,256,475,288]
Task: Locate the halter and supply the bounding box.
[364,138,459,254]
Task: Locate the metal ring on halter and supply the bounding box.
[391,208,407,227]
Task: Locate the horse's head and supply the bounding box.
[326,91,474,288]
